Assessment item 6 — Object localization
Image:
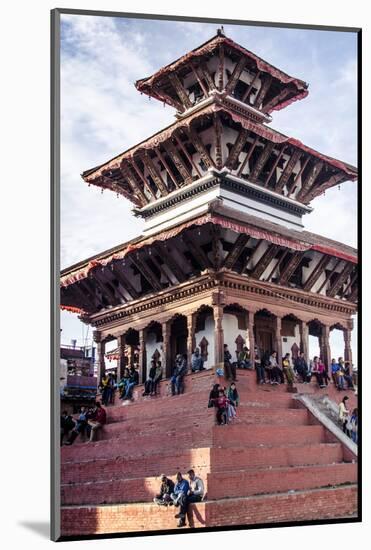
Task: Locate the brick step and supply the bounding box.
[106,388,297,422]
[210,442,345,472]
[61,442,344,485]
[61,447,211,484]
[212,424,325,446]
[61,461,356,506]
[61,427,213,463]
[207,462,357,500]
[98,408,308,441]
[60,484,357,536]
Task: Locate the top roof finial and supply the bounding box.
[217,26,225,37]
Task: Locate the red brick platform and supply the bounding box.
[60,369,358,536]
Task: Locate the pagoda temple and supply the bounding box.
[61,30,357,384]
[60,30,358,538]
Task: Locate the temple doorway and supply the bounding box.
[254,309,275,354]
[170,315,188,365]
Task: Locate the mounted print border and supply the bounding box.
[51,8,361,542]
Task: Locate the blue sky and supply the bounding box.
[60,14,358,362]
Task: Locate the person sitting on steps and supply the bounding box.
[191,348,204,372]
[215,388,230,425]
[224,344,237,381]
[174,469,205,527]
[170,472,190,527]
[153,474,175,506]
[171,354,187,395]
[237,346,251,369]
[151,360,163,395]
[143,360,156,396]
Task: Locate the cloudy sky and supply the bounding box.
[60,14,358,362]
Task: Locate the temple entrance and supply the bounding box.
[170,315,188,367]
[254,309,275,354]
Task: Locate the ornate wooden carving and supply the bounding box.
[303,255,330,292]
[187,127,215,169]
[92,270,119,305]
[262,87,291,113]
[235,334,245,354]
[287,156,310,195]
[265,249,289,282]
[348,285,358,303]
[254,74,273,109]
[249,141,275,182]
[154,147,179,189]
[140,151,168,195]
[296,160,324,200]
[168,73,193,109]
[241,70,261,103]
[174,133,202,178]
[342,271,357,298]
[223,234,250,269]
[317,259,342,294]
[303,172,345,203]
[153,82,184,111]
[275,150,302,193]
[211,225,223,270]
[130,255,163,291]
[129,158,157,200]
[224,56,247,96]
[182,233,211,269]
[164,140,193,185]
[146,251,173,285]
[218,44,224,91]
[291,342,300,360]
[237,135,260,177]
[250,244,279,280]
[153,242,187,283]
[327,263,354,298]
[264,146,287,188]
[226,128,248,169]
[189,62,208,96]
[199,61,216,91]
[278,252,304,286]
[214,113,223,169]
[199,336,209,361]
[120,163,148,205]
[111,263,139,300]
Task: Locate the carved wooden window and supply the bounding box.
[199,337,209,361]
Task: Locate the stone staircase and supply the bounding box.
[60,368,357,537]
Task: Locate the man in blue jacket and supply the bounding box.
[170,472,190,527]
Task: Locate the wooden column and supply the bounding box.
[117,334,126,380]
[93,331,105,386]
[138,329,147,384]
[187,312,197,368]
[213,305,224,368]
[343,329,353,365]
[321,325,332,369]
[274,316,283,365]
[162,321,171,378]
[299,322,309,362]
[247,311,255,368]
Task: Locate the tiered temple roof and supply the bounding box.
[62,31,358,325]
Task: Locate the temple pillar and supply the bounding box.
[274,316,282,365]
[162,321,171,378]
[138,329,147,384]
[247,311,255,368]
[93,331,105,386]
[117,334,126,380]
[213,304,224,367]
[321,325,331,369]
[343,328,353,365]
[299,322,309,362]
[187,312,197,368]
